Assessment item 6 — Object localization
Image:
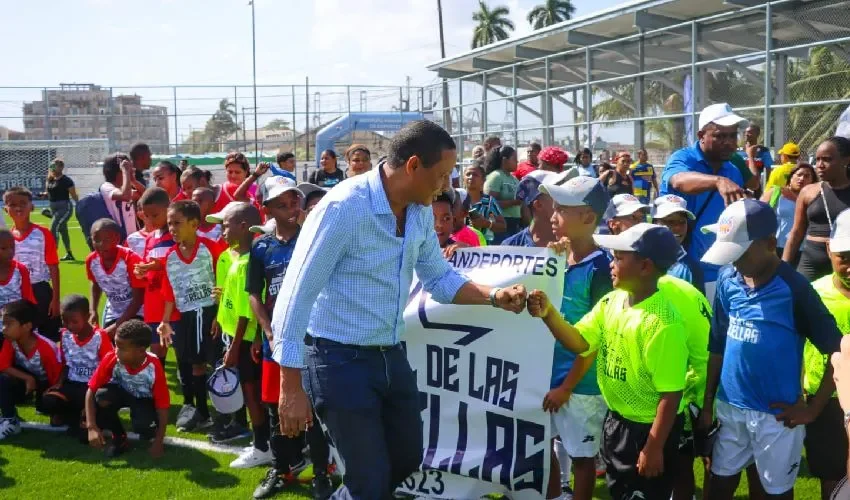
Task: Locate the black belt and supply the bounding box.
[304,335,399,352]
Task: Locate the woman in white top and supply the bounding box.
[761,162,816,258]
[99,153,144,236]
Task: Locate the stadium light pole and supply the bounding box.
[249,0,259,164]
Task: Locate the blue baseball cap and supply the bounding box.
[539,175,609,219]
[700,199,778,265]
[515,171,559,206]
[594,223,680,271]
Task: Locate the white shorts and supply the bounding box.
[711,400,805,495]
[550,393,606,458]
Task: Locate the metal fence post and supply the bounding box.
[173,87,178,155]
[481,72,488,142]
[512,66,518,147]
[544,57,552,146]
[635,35,645,149]
[108,87,115,152]
[291,85,297,159]
[585,48,592,149]
[764,2,773,149]
[234,86,239,147]
[458,79,464,159]
[44,88,51,141]
[691,21,699,144]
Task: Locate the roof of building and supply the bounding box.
[428,0,847,91]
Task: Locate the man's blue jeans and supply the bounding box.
[304,338,423,500]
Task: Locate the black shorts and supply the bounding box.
[804,396,848,481]
[602,410,684,500]
[223,336,261,383]
[32,281,61,342]
[174,306,220,366]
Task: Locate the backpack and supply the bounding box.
[75,184,127,250]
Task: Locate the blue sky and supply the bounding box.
[1,0,621,135]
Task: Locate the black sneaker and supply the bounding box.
[311,473,334,500]
[208,420,251,444]
[104,434,130,458]
[253,468,289,499]
[60,254,75,262]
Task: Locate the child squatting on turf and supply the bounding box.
[0,300,62,439]
[85,320,170,458]
[41,294,112,443]
[527,223,689,500]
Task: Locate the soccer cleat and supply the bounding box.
[230,446,273,469]
[104,434,130,458]
[0,418,21,440]
[253,468,293,499]
[60,254,75,262]
[194,415,214,432]
[311,472,334,500]
[176,404,198,431]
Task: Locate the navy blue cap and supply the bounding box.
[594,223,681,271]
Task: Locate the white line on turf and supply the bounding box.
[21,421,244,455]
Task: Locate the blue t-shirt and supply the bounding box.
[709,263,842,414]
[553,251,612,394]
[660,143,745,282]
[631,162,656,205]
[269,166,297,182]
[246,230,300,361]
[667,247,705,295]
[502,227,533,247]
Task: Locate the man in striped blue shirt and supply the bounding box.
[271,120,528,499]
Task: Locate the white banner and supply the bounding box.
[397,247,565,500]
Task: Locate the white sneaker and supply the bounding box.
[230,445,273,469]
[0,418,21,440]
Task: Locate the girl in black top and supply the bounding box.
[784,136,850,280]
[44,160,78,261]
[309,150,346,188]
[600,152,634,196]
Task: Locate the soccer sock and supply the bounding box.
[178,362,195,407]
[308,421,330,471]
[234,406,248,427]
[192,374,209,419]
[253,418,270,452]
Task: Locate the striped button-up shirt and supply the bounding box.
[272,168,469,369]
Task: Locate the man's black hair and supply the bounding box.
[60,294,90,316]
[386,120,456,169]
[528,142,542,151]
[305,191,326,206]
[276,152,295,164]
[433,192,453,206]
[169,200,202,222]
[129,143,151,161]
[115,319,152,349]
[3,300,37,327]
[139,186,170,208]
[102,153,130,184]
[91,218,122,238]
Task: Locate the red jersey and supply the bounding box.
[0,333,62,385]
[142,229,179,323]
[162,237,222,312]
[86,247,146,325]
[59,328,113,383]
[12,223,58,284]
[89,351,170,409]
[0,259,36,309]
[513,162,537,180]
[172,190,188,202]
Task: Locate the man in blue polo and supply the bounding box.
[271,120,529,499]
[660,103,747,302]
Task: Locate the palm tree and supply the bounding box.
[471,1,514,49]
[527,0,576,30]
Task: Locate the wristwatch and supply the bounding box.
[489,287,502,307]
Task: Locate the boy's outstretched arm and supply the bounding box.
[527,289,590,354]
[150,408,168,458]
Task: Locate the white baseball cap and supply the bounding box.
[701,199,778,266]
[249,219,277,235]
[698,103,746,131]
[653,194,695,221]
[610,193,650,218]
[207,366,244,414]
[206,201,248,224]
[263,176,303,205]
[830,208,850,253]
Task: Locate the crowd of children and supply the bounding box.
[3,134,850,500]
[0,153,336,500]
